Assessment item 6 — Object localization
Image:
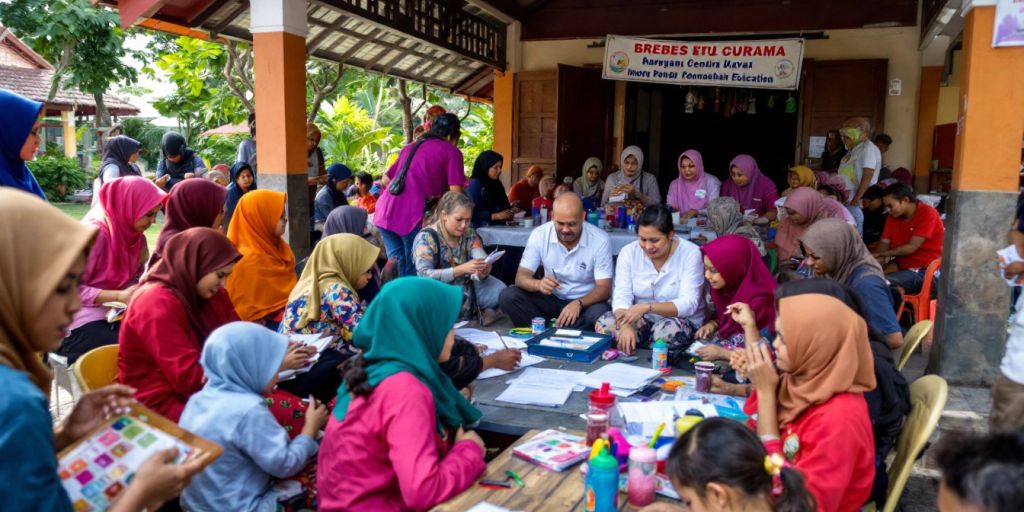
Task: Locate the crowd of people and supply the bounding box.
[1,85,1021,512]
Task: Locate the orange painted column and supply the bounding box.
[930,5,1024,385]
[492,70,514,188]
[250,0,311,258]
[913,66,941,189]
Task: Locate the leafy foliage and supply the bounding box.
[118,117,167,170]
[197,134,248,168]
[28,145,89,201]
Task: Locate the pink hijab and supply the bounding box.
[83,176,166,289]
[702,235,777,338]
[775,187,855,260]
[669,149,712,211]
[722,154,776,213]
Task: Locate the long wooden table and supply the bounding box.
[431,429,676,512]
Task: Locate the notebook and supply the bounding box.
[511,429,590,472]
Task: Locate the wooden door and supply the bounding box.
[556,64,614,182]
[511,70,557,185]
[798,59,888,164]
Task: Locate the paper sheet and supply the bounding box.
[579,363,662,393]
[476,352,546,379]
[467,502,520,512]
[617,400,719,436]
[278,334,332,381]
[484,249,505,264]
[496,380,575,407]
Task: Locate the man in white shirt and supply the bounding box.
[499,193,613,329]
[993,200,1024,430]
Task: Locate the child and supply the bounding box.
[353,171,377,214]
[935,430,1024,512]
[180,322,327,512]
[224,162,256,230]
[208,164,230,186]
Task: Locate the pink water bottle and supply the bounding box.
[627,445,657,506]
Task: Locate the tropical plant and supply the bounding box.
[196,134,247,168]
[28,145,89,201]
[318,96,401,176]
[118,117,167,170]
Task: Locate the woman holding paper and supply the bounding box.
[0,189,207,512]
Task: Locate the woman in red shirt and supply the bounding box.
[734,280,876,512]
[507,165,544,208]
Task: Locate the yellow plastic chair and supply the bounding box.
[897,320,933,371]
[72,345,120,392]
[864,375,948,512]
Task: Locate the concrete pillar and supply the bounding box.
[61,110,76,158]
[912,66,941,192]
[492,70,514,189]
[249,0,311,259]
[928,4,1024,385]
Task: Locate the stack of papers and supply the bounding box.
[579,363,662,396]
[617,400,719,437]
[456,327,542,380]
[477,353,545,379]
[494,367,586,407]
[278,333,333,381]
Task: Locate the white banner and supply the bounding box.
[994,0,1024,47]
[602,35,805,90]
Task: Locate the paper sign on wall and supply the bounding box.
[994,0,1024,47]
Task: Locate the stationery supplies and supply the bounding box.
[583,444,619,511]
[579,363,662,396]
[526,328,611,363]
[512,429,591,472]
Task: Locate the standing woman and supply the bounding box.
[223,161,256,230]
[317,278,486,511]
[58,177,165,364]
[374,113,466,277]
[507,165,544,208]
[667,149,720,218]
[92,135,142,206]
[0,189,204,511]
[156,132,207,191]
[225,190,297,328]
[706,197,767,256]
[721,154,778,221]
[573,157,605,208]
[466,150,514,228]
[602,145,661,206]
[774,187,855,262]
[119,227,242,422]
[0,89,46,198]
[150,178,227,266]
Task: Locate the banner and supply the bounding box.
[994,0,1024,47]
[602,35,805,90]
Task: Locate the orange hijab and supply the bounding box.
[225,190,296,321]
[776,293,876,425]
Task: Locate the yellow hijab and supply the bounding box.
[288,233,379,329]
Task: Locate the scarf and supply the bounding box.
[800,218,885,285]
[0,89,46,199]
[670,149,712,211]
[335,278,481,432]
[701,235,777,339]
[775,187,854,261]
[722,154,774,212]
[160,132,198,179]
[325,163,352,207]
[0,189,97,392]
[99,136,142,184]
[143,227,242,340]
[224,162,255,228]
[706,197,764,249]
[323,205,368,237]
[787,165,816,191]
[290,233,378,329]
[574,157,604,199]
[83,176,166,290]
[776,294,876,425]
[619,145,646,186]
[197,321,288,404]
[470,150,511,211]
[154,178,228,260]
[225,190,297,321]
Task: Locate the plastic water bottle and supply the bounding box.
[652,338,669,373]
[540,204,548,223]
[584,448,619,512]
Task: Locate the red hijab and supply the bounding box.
[154,179,228,260]
[83,176,165,290]
[701,235,777,338]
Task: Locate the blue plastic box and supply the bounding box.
[525,328,612,363]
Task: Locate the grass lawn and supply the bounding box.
[52,202,164,250]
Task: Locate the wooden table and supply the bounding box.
[432,429,676,512]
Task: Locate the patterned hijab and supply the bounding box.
[289,234,379,329]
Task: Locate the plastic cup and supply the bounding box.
[627,445,657,506]
[695,361,715,393]
[522,218,534,228]
[585,413,609,446]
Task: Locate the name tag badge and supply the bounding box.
[695,189,707,199]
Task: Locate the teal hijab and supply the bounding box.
[334,277,481,432]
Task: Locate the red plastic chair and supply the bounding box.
[895,258,942,324]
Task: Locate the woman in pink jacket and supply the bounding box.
[317,278,486,511]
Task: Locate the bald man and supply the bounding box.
[499,193,613,329]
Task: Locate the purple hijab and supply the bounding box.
[722,154,776,214]
[669,149,712,211]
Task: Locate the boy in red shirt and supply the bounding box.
[871,183,944,294]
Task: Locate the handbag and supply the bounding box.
[387,138,429,196]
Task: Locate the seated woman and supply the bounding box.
[312,163,352,237]
[0,189,204,512]
[695,235,776,364]
[596,205,704,358]
[774,187,855,262]
[706,197,767,256]
[92,135,142,206]
[413,192,507,324]
[721,154,778,222]
[466,150,515,228]
[602,145,661,207]
[321,206,388,303]
[59,176,165,364]
[226,190,297,329]
[573,157,605,209]
[666,149,720,219]
[317,278,487,511]
[781,165,817,198]
[223,161,256,230]
[119,228,242,422]
[180,322,328,512]
[739,280,877,512]
[531,175,556,213]
[818,179,863,233]
[149,178,227,267]
[507,165,543,209]
[800,218,903,349]
[279,233,379,402]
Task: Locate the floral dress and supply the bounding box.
[279,281,365,343]
[413,225,489,319]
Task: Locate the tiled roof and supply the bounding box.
[0,65,140,115]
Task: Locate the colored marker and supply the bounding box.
[506,469,525,488]
[649,422,666,448]
[479,480,512,488]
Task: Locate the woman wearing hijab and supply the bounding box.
[312,163,352,236]
[706,197,766,256]
[466,150,515,228]
[721,154,779,221]
[800,218,903,349]
[0,189,205,512]
[150,178,227,266]
[58,177,166,363]
[224,161,256,230]
[156,132,207,191]
[317,278,486,511]
[320,206,388,303]
[92,135,142,206]
[119,228,242,421]
[696,235,777,363]
[0,89,46,199]
[774,187,855,262]
[226,190,297,328]
[667,149,720,218]
[180,322,328,512]
[781,165,817,198]
[507,165,544,208]
[739,279,877,512]
[574,157,605,208]
[602,145,661,206]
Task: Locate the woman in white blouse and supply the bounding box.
[595,205,705,356]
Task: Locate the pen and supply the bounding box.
[506,469,525,488]
[479,480,513,488]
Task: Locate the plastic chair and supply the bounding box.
[47,353,79,416]
[895,258,941,323]
[874,375,948,512]
[897,320,933,371]
[72,345,119,392]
